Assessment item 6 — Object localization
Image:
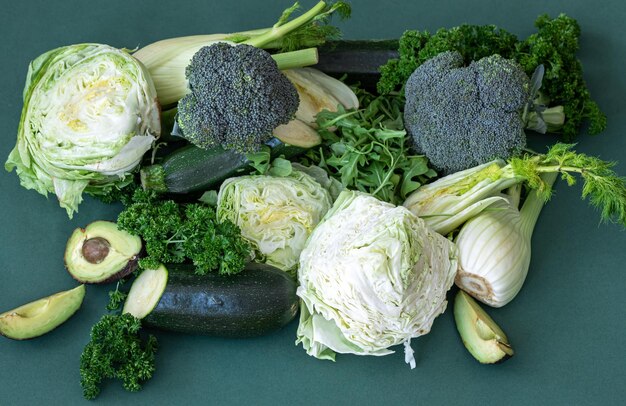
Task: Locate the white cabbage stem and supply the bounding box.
[455,172,558,307]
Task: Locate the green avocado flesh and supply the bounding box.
[454,290,514,364]
[0,285,85,340]
[64,220,142,284]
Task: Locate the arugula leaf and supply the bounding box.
[301,89,435,205]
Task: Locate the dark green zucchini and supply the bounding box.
[140,137,304,194]
[125,263,299,338]
[316,40,399,91]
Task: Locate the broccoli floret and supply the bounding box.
[176,43,299,152]
[404,51,531,174]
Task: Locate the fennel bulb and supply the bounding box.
[132,1,351,106]
[296,190,458,368]
[5,44,160,217]
[403,160,522,235]
[404,143,626,235]
[455,172,558,307]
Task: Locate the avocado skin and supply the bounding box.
[0,285,85,340]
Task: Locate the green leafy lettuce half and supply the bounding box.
[5,43,160,217]
[216,170,333,277]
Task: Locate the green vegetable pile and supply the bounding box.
[4,0,626,401]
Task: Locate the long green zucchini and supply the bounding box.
[123,263,299,338]
[316,40,399,91]
[140,137,304,194]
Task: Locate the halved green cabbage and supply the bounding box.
[5,44,160,217]
[216,170,332,277]
[296,190,458,367]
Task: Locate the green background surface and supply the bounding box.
[1,0,624,405]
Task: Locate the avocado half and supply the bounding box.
[454,289,514,364]
[64,221,142,284]
[0,285,85,340]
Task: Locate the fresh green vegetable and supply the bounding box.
[133,0,351,106]
[403,51,563,174]
[455,172,557,307]
[128,263,299,337]
[454,290,514,363]
[0,285,85,340]
[296,190,458,368]
[377,14,606,140]
[175,43,301,152]
[79,313,157,400]
[123,265,169,319]
[64,221,142,284]
[378,25,519,94]
[404,143,626,235]
[5,43,160,218]
[216,169,333,276]
[300,88,437,205]
[315,39,400,91]
[106,280,129,312]
[116,189,251,275]
[140,136,305,195]
[515,14,606,137]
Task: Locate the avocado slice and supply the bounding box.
[65,221,142,284]
[0,285,85,340]
[454,289,514,364]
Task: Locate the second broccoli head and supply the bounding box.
[404,51,531,174]
[177,43,299,152]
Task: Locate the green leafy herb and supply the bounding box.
[80,313,157,400]
[515,14,606,137]
[106,280,128,312]
[511,143,626,224]
[300,89,436,205]
[116,189,250,275]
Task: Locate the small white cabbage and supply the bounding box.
[297,190,458,367]
[216,170,332,277]
[5,43,160,217]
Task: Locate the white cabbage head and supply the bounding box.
[296,190,458,367]
[5,43,160,217]
[216,170,333,277]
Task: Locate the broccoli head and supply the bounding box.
[404,51,530,174]
[176,43,299,152]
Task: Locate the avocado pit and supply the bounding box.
[82,237,111,264]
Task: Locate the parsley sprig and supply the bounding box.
[80,313,157,400]
[116,189,250,275]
